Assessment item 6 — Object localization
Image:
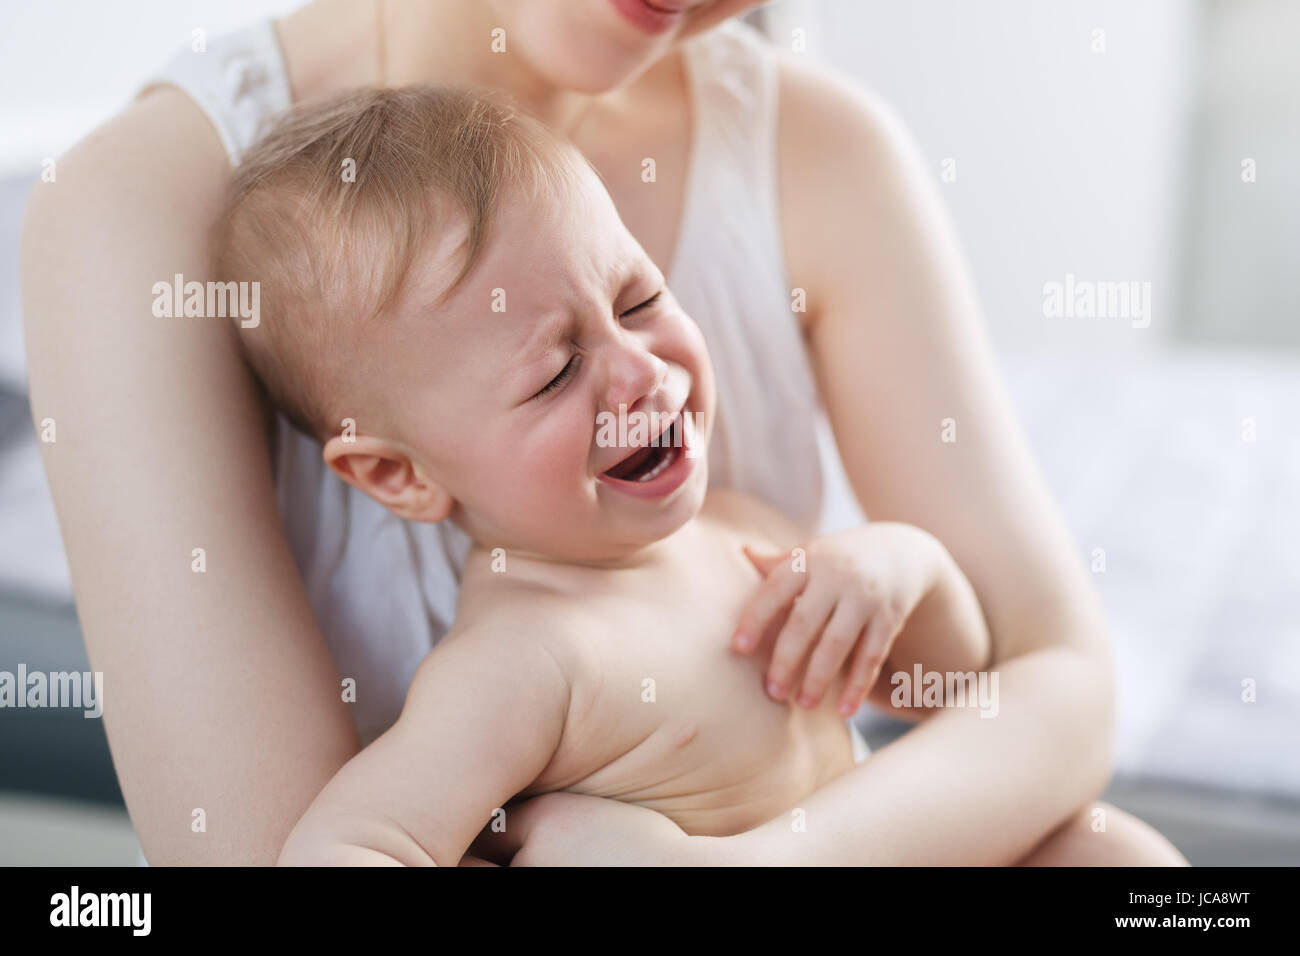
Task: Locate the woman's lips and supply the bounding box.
[608,0,692,35]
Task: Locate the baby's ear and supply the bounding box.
[322,434,454,523]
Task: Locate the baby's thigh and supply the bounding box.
[1017,802,1189,866]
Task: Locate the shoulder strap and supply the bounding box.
[681,21,780,209]
[139,20,292,166]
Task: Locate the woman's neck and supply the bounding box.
[392,0,601,130]
[287,0,607,134]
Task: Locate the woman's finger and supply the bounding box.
[764,585,837,700]
[732,554,808,652]
[796,598,868,708]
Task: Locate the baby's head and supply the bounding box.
[217,86,715,562]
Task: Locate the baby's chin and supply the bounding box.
[601,465,710,556]
[461,455,710,565]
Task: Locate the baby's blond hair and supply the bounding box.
[216,85,579,442]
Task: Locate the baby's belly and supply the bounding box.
[529,691,859,838]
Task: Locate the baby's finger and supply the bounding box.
[471,792,574,865]
[860,610,905,688]
[765,586,837,700]
[837,614,901,714]
[796,599,867,708]
[741,545,788,578]
[466,810,523,864]
[837,637,877,717]
[732,557,807,652]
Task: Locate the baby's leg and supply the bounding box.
[1017,801,1189,866]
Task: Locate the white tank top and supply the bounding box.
[144,19,854,744]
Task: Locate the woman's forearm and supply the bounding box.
[709,646,1113,866]
[877,527,993,709]
[770,58,1122,864]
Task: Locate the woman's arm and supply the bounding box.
[724,652,1110,865]
[772,58,1115,854]
[20,88,360,864]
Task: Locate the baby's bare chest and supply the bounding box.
[524,536,854,835]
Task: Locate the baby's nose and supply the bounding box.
[602,350,669,415]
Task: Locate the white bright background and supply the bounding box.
[768,0,1198,354]
[0,1,301,175]
[1,0,1199,355]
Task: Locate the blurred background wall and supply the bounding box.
[765,0,1199,355]
[1176,0,1300,349]
[0,0,302,177]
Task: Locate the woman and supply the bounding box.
[20,0,1172,864]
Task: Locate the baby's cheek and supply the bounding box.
[511,432,585,507]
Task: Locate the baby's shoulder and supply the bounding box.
[450,574,606,672]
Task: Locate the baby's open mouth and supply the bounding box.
[601,415,683,483]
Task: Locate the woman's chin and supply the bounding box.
[506,15,673,95]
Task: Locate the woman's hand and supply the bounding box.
[477,793,727,867]
[733,523,944,715]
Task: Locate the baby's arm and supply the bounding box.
[278,626,570,866]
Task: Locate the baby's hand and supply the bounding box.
[733,523,943,716]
